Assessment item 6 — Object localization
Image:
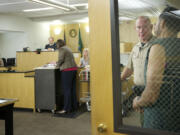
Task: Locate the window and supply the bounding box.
[111,0,180,134]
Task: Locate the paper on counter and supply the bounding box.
[34,66,57,69]
[34,64,58,70]
[0,99,7,104]
[73,53,79,58]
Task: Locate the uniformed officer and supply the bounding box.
[45,37,56,51]
[121,16,156,126]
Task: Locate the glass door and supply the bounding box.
[111,0,180,134]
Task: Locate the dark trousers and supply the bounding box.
[61,70,77,112]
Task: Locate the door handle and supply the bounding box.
[97,123,107,133]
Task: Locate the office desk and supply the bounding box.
[0,99,17,135]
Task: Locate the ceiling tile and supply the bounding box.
[0,0,26,4]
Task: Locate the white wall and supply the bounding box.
[0,14,50,58]
[0,32,26,58]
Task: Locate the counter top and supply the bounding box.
[0,98,18,107]
[34,66,58,70]
[0,70,34,73]
[16,51,79,53]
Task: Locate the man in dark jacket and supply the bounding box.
[45,37,56,51]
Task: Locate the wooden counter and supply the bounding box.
[0,71,35,110]
[0,69,88,111]
[76,68,89,103]
[16,51,81,71]
[0,66,16,71]
[0,51,81,111]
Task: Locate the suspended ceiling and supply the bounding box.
[0,0,179,22]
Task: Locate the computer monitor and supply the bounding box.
[2,58,6,67]
[6,58,15,67]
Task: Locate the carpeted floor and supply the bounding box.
[53,105,88,118]
[0,111,91,135]
[123,111,141,127]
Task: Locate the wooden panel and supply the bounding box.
[65,24,79,52]
[49,23,89,52]
[16,52,80,71]
[120,21,138,43]
[76,69,89,102]
[24,71,35,77]
[16,52,58,71]
[120,42,134,53]
[79,82,89,99]
[89,0,125,134]
[0,73,34,109]
[49,24,64,42]
[0,66,16,71]
[79,23,89,49]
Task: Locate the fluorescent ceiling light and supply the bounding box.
[29,0,71,11]
[118,0,149,9]
[23,7,54,12]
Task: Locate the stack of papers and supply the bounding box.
[34,64,58,70]
[0,99,7,104]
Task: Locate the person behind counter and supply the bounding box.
[79,48,89,67]
[45,37,56,51]
[0,58,4,67]
[56,39,78,114]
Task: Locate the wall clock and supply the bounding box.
[69,29,77,38]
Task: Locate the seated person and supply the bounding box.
[45,37,56,51]
[0,58,4,67]
[79,48,89,67]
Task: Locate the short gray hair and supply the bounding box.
[136,16,151,24]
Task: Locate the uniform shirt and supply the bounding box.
[126,37,156,85]
[45,43,56,50]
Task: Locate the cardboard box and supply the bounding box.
[120,42,134,53]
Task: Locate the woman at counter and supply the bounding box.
[56,39,78,114]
